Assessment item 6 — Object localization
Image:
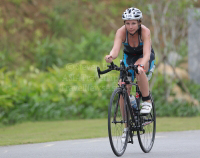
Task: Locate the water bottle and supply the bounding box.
[129,95,137,111]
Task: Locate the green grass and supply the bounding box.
[0,117,200,146]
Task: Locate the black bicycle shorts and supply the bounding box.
[121,51,155,81]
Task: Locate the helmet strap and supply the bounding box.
[126,24,141,37]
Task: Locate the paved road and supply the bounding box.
[1,130,200,158]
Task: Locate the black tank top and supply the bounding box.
[122,28,154,56]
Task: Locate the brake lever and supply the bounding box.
[128,65,139,74]
[107,62,115,69]
[110,62,114,68]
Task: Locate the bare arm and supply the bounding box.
[109,29,123,59]
[140,28,151,65]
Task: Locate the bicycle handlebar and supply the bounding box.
[97,67,112,78]
[97,61,139,78]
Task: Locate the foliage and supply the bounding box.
[0,0,200,125]
[184,80,200,102]
[8,0,25,6]
[30,30,114,70]
[1,0,197,72]
[0,60,119,124]
[152,74,200,117]
[0,60,200,125]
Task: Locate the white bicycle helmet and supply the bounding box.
[122,7,142,21]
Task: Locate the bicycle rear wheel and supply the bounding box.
[108,87,129,156]
[137,92,156,153]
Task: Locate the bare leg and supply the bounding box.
[134,58,151,103]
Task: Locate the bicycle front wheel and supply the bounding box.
[137,92,156,153]
[108,87,129,157]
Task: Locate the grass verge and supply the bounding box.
[0,117,200,146]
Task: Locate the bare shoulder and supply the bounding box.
[141,25,151,39]
[116,25,126,41]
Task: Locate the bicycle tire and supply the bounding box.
[137,92,156,153]
[108,87,129,156]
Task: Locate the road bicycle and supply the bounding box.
[97,60,156,156]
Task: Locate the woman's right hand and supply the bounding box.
[104,55,113,63]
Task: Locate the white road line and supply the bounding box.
[43,144,54,147]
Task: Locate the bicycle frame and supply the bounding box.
[120,80,144,140]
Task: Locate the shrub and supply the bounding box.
[1,60,200,125]
[31,30,114,71]
[0,60,119,124]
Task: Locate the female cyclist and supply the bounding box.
[105,7,155,114]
